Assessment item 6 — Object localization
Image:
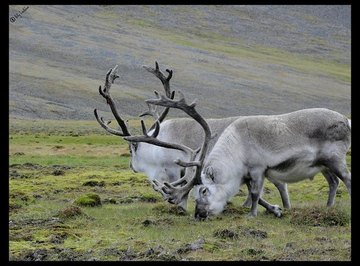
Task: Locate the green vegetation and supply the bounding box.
[75,193,102,207]
[9,119,351,261]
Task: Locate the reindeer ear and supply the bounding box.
[205,166,215,182]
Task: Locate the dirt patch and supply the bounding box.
[223,205,249,216]
[23,249,48,261]
[49,232,68,244]
[176,238,205,254]
[9,169,38,179]
[10,191,33,203]
[240,227,268,239]
[52,165,72,170]
[9,170,22,179]
[140,245,181,261]
[52,169,65,176]
[213,229,239,239]
[57,205,84,219]
[13,247,93,261]
[11,162,43,170]
[51,248,90,261]
[152,204,187,216]
[142,217,174,227]
[9,230,34,242]
[51,165,72,176]
[290,206,349,226]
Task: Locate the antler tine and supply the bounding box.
[143,62,176,132]
[138,119,160,138]
[143,61,173,97]
[95,65,131,137]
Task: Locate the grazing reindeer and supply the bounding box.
[195,109,351,218]
[146,105,351,219]
[93,63,290,211]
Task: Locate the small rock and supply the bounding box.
[243,229,268,239]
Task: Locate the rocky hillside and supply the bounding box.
[9,5,351,120]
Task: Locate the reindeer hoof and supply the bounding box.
[273,205,282,218]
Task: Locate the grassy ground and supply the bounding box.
[9,119,351,261]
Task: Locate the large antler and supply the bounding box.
[94,65,131,136]
[124,90,212,205]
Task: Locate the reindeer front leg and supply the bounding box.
[248,169,266,217]
[242,181,252,208]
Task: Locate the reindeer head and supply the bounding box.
[194,166,228,219]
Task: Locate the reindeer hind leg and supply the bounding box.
[322,169,340,207]
[325,157,351,197]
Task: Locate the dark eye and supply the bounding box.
[200,186,209,196]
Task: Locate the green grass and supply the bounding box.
[9,119,351,261]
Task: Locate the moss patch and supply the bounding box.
[74,193,102,207]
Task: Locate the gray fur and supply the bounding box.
[195,108,351,218]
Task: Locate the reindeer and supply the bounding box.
[125,90,351,219]
[139,94,351,219]
[93,63,290,211]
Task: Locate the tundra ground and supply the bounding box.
[9,119,351,261]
